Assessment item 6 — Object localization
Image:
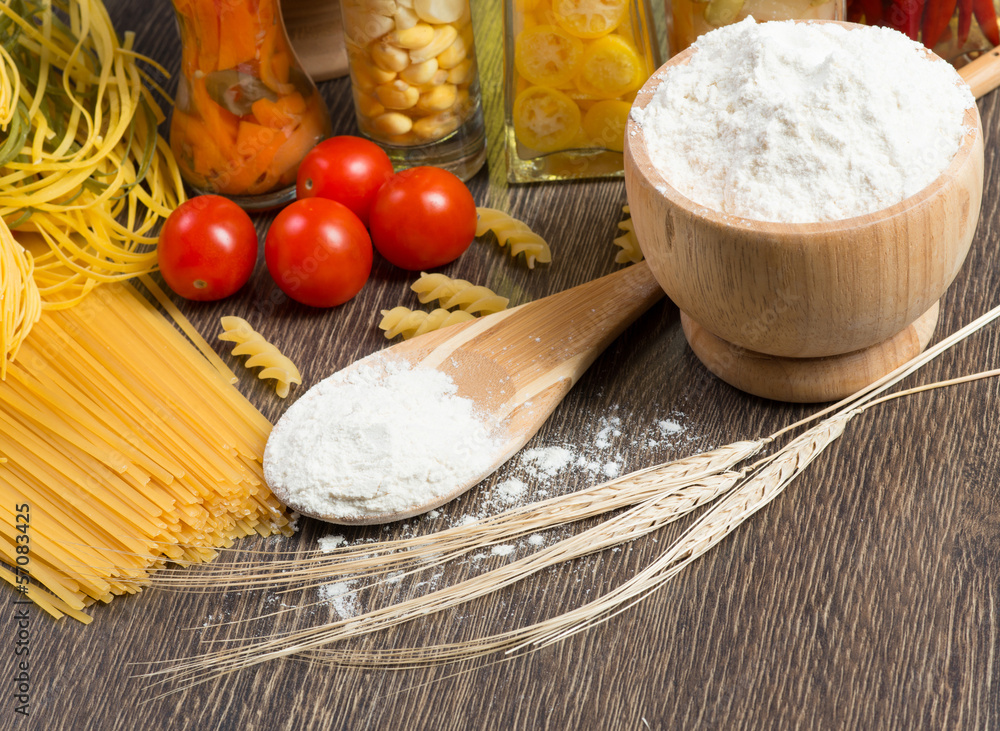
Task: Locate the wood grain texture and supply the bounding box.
[680,302,939,402]
[0,3,998,731]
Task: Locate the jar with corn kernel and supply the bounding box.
[504,0,660,182]
[340,0,487,181]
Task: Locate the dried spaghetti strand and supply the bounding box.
[0,216,40,379]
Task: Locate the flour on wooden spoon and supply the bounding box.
[264,353,498,521]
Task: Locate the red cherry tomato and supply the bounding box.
[157,195,258,301]
[368,166,477,271]
[295,136,394,227]
[265,198,373,308]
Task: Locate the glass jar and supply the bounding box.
[503,0,661,183]
[668,0,843,53]
[340,0,487,181]
[847,0,998,64]
[169,0,333,209]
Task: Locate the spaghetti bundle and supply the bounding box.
[0,0,186,308]
[0,282,292,621]
[0,216,40,378]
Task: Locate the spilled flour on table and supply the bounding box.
[318,581,360,618]
[311,404,705,610]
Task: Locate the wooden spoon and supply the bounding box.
[266,262,664,524]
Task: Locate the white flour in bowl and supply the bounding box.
[263,353,498,520]
[631,18,975,223]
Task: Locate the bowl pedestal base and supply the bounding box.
[680,302,940,403]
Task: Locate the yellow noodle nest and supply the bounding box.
[0,0,186,309]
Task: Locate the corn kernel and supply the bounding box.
[413,111,461,141]
[446,58,474,86]
[376,80,420,109]
[400,58,440,85]
[409,25,458,63]
[371,40,410,72]
[355,92,386,118]
[416,83,457,112]
[371,111,414,136]
[391,23,435,49]
[393,6,419,29]
[436,35,467,69]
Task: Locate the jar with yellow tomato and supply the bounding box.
[504,0,660,182]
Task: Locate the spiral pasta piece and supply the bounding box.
[218,316,302,398]
[475,208,552,269]
[410,272,509,315]
[378,306,475,340]
[1,218,40,379]
[613,205,643,264]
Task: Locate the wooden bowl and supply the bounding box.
[624,22,984,402]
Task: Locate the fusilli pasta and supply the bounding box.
[410,272,509,315]
[218,316,302,398]
[475,208,552,269]
[379,306,475,340]
[1,218,40,379]
[613,205,643,265]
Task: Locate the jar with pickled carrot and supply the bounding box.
[504,0,660,182]
[667,0,843,54]
[340,0,487,181]
[169,0,333,209]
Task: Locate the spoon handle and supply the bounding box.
[477,260,665,387]
[961,47,1000,99]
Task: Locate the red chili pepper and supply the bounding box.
[860,0,884,24]
[887,0,925,39]
[958,0,974,44]
[974,0,1000,46]
[923,0,958,47]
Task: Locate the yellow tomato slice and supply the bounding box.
[582,99,631,151]
[514,25,585,88]
[513,85,582,153]
[552,0,628,39]
[575,34,647,98]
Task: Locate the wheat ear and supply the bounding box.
[143,439,767,592]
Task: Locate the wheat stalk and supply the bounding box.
[137,470,748,690]
[140,439,767,593]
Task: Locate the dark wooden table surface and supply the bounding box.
[3,1,1000,729]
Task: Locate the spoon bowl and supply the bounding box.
[265,263,663,524]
